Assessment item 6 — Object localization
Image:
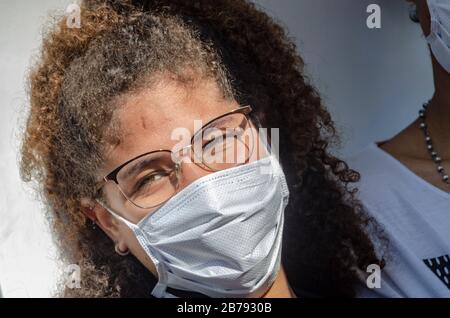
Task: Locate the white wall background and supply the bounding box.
[0,0,72,297]
[0,0,434,297]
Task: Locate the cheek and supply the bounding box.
[120,224,159,278]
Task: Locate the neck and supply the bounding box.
[262,265,296,298]
[432,57,450,115]
[425,57,450,158]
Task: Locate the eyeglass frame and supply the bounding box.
[94,105,256,208]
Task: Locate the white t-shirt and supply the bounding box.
[347,143,450,298]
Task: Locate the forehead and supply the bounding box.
[101,76,238,174]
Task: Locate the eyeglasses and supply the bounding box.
[95,105,258,210]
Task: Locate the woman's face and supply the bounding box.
[83,74,266,278]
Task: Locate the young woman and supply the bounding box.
[20,0,381,297]
[349,0,450,297]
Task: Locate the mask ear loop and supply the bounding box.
[252,114,290,201]
[249,113,284,178]
[95,198,170,297]
[249,112,283,159]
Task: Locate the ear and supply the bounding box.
[80,197,122,242]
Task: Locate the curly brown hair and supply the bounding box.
[20,0,384,297]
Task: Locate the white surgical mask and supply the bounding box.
[99,153,289,298]
[426,0,450,74]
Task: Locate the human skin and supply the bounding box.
[380,0,450,194]
[80,73,295,298]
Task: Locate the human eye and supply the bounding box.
[132,170,169,195]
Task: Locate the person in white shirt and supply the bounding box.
[348,0,450,297]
